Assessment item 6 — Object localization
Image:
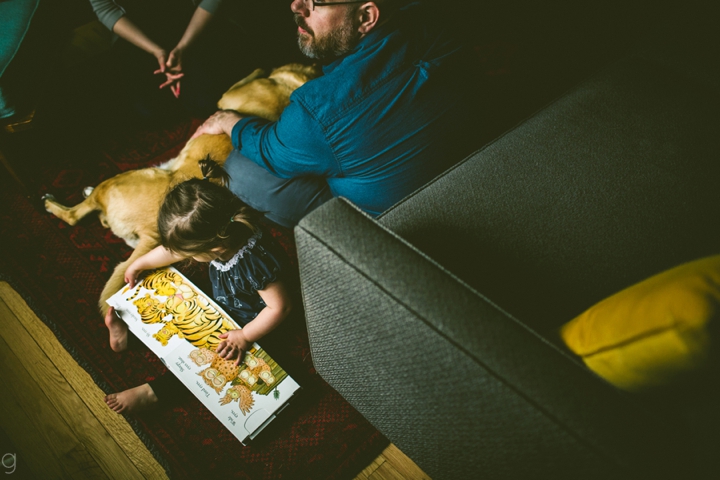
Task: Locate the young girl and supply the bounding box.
[104,159,292,413]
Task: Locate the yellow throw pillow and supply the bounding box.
[560,255,720,391]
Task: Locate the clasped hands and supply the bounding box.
[154,46,185,98]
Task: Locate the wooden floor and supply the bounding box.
[0,282,429,479]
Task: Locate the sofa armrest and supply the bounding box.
[295,198,682,480]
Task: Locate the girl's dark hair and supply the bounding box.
[158,157,258,256]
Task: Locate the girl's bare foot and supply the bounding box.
[104,383,158,414]
[104,307,128,352]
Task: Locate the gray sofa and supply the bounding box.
[294,45,720,479]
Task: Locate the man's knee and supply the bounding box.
[224,151,332,228]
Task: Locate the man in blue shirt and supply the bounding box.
[193,0,478,227]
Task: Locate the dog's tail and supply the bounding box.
[98,236,158,316]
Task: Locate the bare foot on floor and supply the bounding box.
[104,307,128,352]
[104,383,158,414]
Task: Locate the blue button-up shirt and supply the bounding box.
[231,2,478,216]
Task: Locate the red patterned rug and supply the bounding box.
[0,3,634,475]
[0,116,387,479]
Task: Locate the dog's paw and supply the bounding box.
[41,193,57,212]
[83,186,94,198]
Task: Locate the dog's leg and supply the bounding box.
[43,193,100,226]
[98,236,158,315]
[216,69,269,111]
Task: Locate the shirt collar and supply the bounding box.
[321,2,410,75]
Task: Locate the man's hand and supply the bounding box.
[216,329,253,365]
[191,110,243,139]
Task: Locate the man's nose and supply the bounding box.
[290,0,310,16]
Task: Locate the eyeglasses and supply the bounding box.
[304,0,368,11]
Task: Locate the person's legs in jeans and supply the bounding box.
[224,150,333,228]
[0,0,40,119]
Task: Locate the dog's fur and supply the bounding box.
[43,63,321,315]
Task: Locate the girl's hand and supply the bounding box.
[124,262,145,288]
[123,246,184,288]
[216,330,252,365]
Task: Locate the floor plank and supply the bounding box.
[354,454,386,479]
[0,333,105,479]
[367,459,407,480]
[0,282,166,479]
[0,425,35,479]
[354,443,432,480]
[381,444,431,480]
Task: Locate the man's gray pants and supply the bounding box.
[225,150,333,228]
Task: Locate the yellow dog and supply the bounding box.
[43,63,321,315]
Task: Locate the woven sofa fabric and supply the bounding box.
[296,199,682,479]
[378,54,720,335]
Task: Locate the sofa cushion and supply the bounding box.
[296,198,683,479]
[560,255,720,391]
[378,54,720,335]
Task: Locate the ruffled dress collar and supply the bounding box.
[210,231,262,272]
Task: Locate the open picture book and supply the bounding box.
[106,267,300,445]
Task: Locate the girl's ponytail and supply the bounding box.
[158,159,259,256]
[198,156,231,186]
[229,206,259,236]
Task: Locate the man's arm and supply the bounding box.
[193,102,338,178]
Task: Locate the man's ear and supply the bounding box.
[357,3,381,35]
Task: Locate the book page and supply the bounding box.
[106,267,300,444]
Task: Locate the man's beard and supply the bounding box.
[295,13,362,61]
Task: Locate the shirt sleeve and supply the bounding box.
[230,99,340,179]
[197,0,222,14]
[89,0,126,31]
